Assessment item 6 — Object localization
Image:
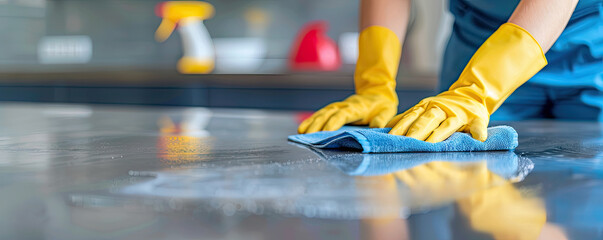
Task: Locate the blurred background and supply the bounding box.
[0,0,452,110]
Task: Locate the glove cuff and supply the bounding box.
[354,26,402,103]
[449,22,548,114]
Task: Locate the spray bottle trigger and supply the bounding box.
[155,19,176,42]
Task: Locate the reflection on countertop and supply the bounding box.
[0,103,601,239]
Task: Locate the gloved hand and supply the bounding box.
[298,26,401,134]
[387,23,548,142]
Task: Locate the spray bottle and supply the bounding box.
[155,1,215,74]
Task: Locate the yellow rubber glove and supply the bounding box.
[387,23,547,142]
[298,26,401,134]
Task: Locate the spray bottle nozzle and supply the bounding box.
[154,1,215,42]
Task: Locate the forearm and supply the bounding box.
[508,0,578,53]
[360,0,411,41]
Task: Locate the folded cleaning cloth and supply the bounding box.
[288,126,518,153]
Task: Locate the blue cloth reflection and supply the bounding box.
[309,148,531,181]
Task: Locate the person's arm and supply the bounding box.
[508,0,578,53]
[386,0,578,142]
[298,0,411,134]
[360,0,411,41]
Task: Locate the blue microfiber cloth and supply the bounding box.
[288,126,518,153]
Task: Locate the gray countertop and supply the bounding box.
[0,103,600,239]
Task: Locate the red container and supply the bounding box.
[289,21,341,71]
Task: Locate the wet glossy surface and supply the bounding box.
[0,103,601,239]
